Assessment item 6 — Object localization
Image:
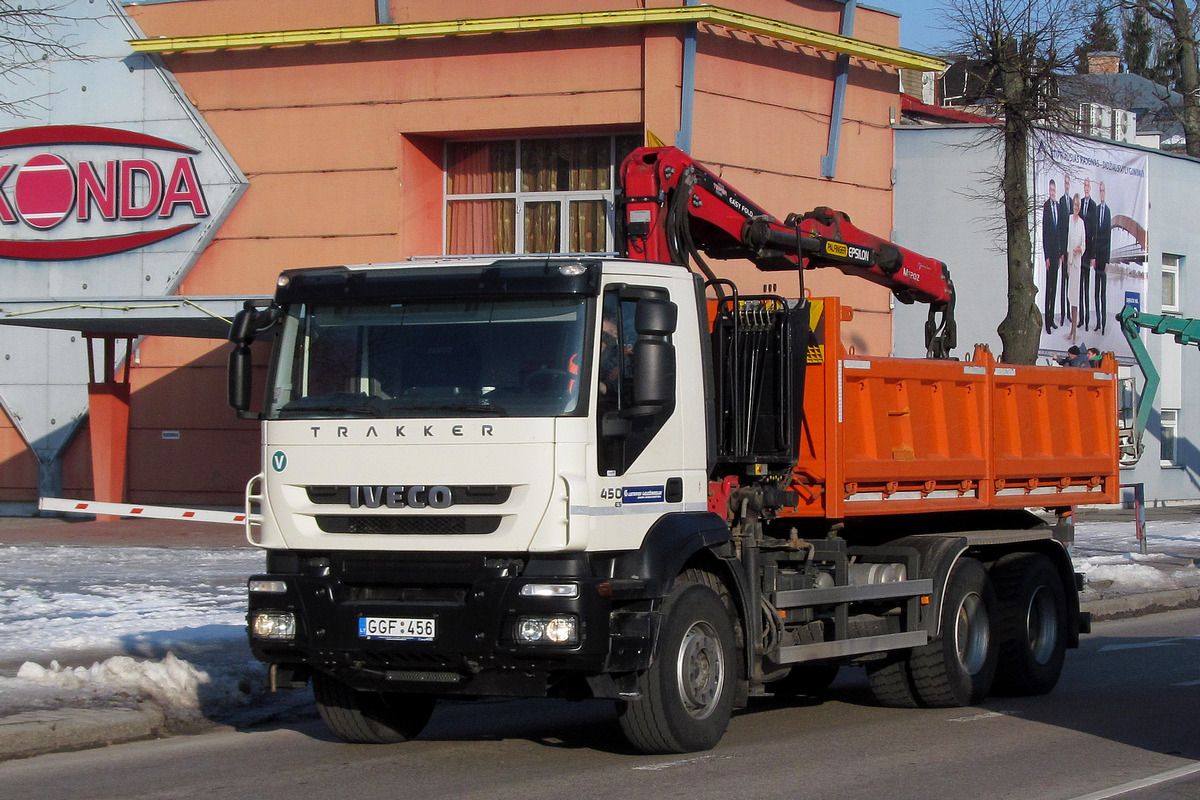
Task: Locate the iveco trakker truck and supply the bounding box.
[230,148,1118,753]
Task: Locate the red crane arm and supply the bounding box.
[619,146,956,356]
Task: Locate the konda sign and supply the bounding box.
[0,124,210,260]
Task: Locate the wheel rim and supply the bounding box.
[675,620,725,720]
[954,592,990,676]
[1025,585,1059,665]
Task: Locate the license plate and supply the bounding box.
[359,616,436,641]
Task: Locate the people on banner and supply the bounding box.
[1040,170,1118,347]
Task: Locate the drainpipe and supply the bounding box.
[820,0,857,178]
[676,0,698,153]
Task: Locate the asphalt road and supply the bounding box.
[1,608,1197,800]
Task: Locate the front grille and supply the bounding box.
[349,585,468,603]
[316,515,501,535]
[307,485,511,505]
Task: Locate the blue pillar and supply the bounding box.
[821,0,858,178]
[676,0,698,153]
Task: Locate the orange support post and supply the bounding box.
[85,335,134,521]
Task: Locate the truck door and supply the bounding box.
[588,283,705,550]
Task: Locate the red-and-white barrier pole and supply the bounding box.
[39,497,249,525]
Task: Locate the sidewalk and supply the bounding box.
[0,507,1197,760]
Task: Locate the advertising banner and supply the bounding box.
[1034,134,1148,361]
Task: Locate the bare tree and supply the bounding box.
[0,1,87,116]
[1135,0,1200,156]
[940,0,1086,364]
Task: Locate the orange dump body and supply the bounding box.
[783,298,1120,518]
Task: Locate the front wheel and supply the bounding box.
[908,557,998,707]
[313,672,436,744]
[618,581,737,754]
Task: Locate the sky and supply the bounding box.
[0,518,1197,729]
[870,0,959,54]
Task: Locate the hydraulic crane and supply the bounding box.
[1118,303,1200,464]
[619,146,958,358]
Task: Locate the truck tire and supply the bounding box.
[990,552,1068,696]
[767,663,840,697]
[313,672,436,744]
[618,581,737,754]
[908,557,998,707]
[866,655,921,708]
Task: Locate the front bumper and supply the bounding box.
[247,550,657,697]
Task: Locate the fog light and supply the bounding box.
[252,612,296,639]
[519,583,578,598]
[249,578,288,594]
[515,615,578,645]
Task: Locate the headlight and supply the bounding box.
[249,578,288,594]
[519,583,579,598]
[251,612,296,639]
[515,615,578,645]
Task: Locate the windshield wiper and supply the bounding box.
[394,403,508,416]
[276,394,387,417]
[277,403,384,418]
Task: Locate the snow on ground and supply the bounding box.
[0,517,1196,730]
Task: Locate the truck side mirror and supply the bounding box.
[228,342,255,416]
[630,298,677,412]
[635,297,677,336]
[227,303,277,419]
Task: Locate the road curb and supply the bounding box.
[1081,586,1200,621]
[0,704,164,761]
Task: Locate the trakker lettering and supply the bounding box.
[308,424,495,439]
[0,125,210,260]
[348,485,454,509]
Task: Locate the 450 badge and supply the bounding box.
[599,485,664,505]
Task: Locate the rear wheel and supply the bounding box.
[866,654,921,708]
[908,557,997,707]
[991,552,1069,696]
[313,672,436,744]
[618,581,737,754]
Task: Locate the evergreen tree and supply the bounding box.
[1151,37,1183,88]
[1075,1,1121,72]
[1123,1,1156,78]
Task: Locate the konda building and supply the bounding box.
[0,0,938,509]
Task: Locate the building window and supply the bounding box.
[445,134,640,256]
[1162,253,1181,313]
[1160,408,1179,466]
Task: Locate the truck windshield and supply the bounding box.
[267,298,589,419]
